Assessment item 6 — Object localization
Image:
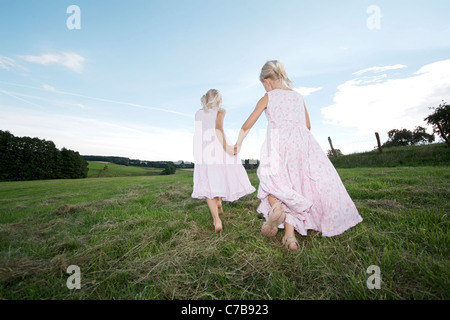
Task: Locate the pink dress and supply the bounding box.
[257,89,362,237]
[192,108,256,201]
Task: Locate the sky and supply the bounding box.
[1,0,449,162]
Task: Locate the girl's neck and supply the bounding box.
[271,79,288,91]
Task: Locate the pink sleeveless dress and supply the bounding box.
[192,108,256,202]
[257,89,362,237]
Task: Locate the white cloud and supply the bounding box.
[42,83,56,92]
[0,56,27,72]
[19,52,85,72]
[321,59,450,136]
[74,103,88,109]
[294,87,323,96]
[352,64,407,76]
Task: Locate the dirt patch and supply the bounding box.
[53,204,78,216]
[0,257,50,284]
[157,185,191,205]
[365,199,405,210]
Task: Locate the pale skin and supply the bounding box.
[234,77,311,250]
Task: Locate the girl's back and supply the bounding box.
[193,109,221,165]
[265,89,307,129]
[195,109,217,130]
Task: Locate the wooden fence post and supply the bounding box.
[375,132,382,153]
[328,136,337,157]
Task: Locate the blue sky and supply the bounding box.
[1,0,449,161]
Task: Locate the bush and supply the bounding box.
[383,126,434,148]
[161,164,176,175]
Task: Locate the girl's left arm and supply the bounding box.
[304,102,311,130]
[235,94,268,154]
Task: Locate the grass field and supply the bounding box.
[86,161,163,177]
[0,151,449,299]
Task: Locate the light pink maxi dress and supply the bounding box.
[192,108,256,202]
[257,89,362,237]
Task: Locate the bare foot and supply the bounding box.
[214,218,223,233]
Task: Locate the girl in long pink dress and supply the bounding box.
[192,89,256,233]
[234,61,362,250]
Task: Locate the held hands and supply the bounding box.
[234,143,241,155]
[225,143,241,156]
[225,144,235,156]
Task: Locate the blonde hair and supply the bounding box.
[259,60,293,88]
[201,89,223,111]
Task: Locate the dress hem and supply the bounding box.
[256,204,363,238]
[191,186,256,202]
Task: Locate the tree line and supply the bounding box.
[0,130,88,181]
[383,101,449,148]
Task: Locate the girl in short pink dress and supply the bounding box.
[192,89,255,232]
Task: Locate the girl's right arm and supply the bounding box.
[235,94,268,154]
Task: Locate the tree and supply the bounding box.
[0,130,88,181]
[383,127,434,148]
[161,164,176,175]
[424,101,450,147]
[384,129,413,147]
[0,131,14,181]
[411,126,435,145]
[60,148,88,179]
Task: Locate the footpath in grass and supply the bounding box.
[0,164,448,299]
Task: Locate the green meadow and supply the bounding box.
[0,147,449,300]
[86,161,163,178]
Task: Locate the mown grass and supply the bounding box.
[0,165,449,300]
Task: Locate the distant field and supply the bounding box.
[87,161,163,177]
[0,161,448,299]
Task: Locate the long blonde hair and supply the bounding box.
[200,89,224,111]
[259,60,293,88]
